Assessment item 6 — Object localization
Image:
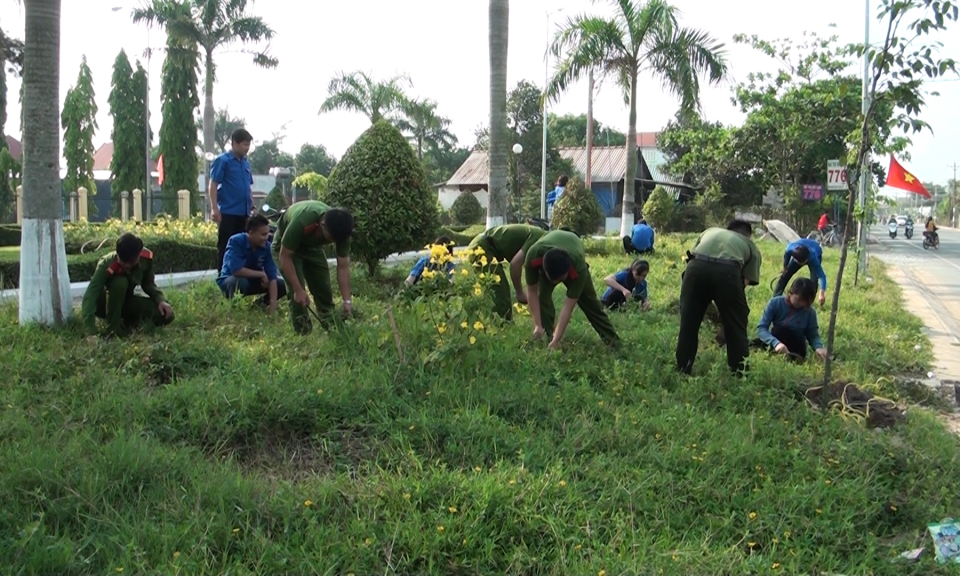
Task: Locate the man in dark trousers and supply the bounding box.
[676,219,762,376]
[467,223,546,319]
[209,128,254,272]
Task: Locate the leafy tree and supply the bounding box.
[0,24,24,220]
[423,143,471,186]
[194,107,246,152]
[263,184,285,209]
[133,0,277,161]
[548,0,727,237]
[108,50,151,217]
[0,147,17,221]
[61,56,98,216]
[450,191,483,225]
[319,71,410,124]
[247,138,294,174]
[821,0,958,392]
[396,97,457,160]
[294,143,336,176]
[158,30,200,213]
[291,171,327,201]
[547,113,627,147]
[326,120,439,275]
[552,176,603,236]
[488,0,509,227]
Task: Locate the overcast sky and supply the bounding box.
[1,0,957,194]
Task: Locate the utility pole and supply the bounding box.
[949,161,958,227]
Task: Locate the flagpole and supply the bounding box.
[857,0,871,281]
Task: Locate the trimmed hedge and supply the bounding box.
[0,225,20,247]
[0,238,217,289]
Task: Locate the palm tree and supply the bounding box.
[195,107,247,152]
[319,70,411,124]
[19,0,72,325]
[396,98,457,160]
[488,0,509,227]
[132,0,277,161]
[547,0,727,236]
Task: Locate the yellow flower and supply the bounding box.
[748,541,756,548]
[173,551,181,560]
[438,323,447,334]
[437,525,445,532]
[372,315,379,321]
[461,268,469,276]
[473,284,482,296]
[317,389,323,395]
[559,480,567,487]
[364,537,372,545]
[232,528,240,534]
[748,512,757,520]
[469,335,477,345]
[473,321,484,330]
[599,571,606,576]
[116,569,123,574]
[509,479,516,485]
[461,321,469,328]
[304,499,313,507]
[403,493,411,500]
[492,275,501,284]
[772,563,781,569]
[448,506,458,513]
[474,466,482,472]
[480,256,488,266]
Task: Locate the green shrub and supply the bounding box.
[291,172,328,202]
[692,184,733,228]
[326,120,440,275]
[672,205,707,232]
[450,191,483,225]
[0,238,216,289]
[0,224,20,247]
[642,186,677,231]
[551,176,603,236]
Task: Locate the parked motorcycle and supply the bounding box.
[888,221,898,239]
[905,221,914,239]
[259,203,285,243]
[923,232,940,250]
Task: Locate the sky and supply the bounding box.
[1,0,958,194]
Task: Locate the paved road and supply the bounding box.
[870,224,960,382]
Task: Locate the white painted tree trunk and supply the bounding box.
[619,71,640,238]
[20,0,72,326]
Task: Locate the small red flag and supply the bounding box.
[157,154,165,186]
[885,155,930,198]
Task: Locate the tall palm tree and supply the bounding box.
[19,0,72,325]
[547,0,727,236]
[194,107,247,152]
[319,70,411,124]
[488,0,509,227]
[396,98,457,160]
[132,0,277,161]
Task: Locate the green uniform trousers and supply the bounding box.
[538,269,620,345]
[472,237,513,320]
[676,259,750,375]
[280,249,334,335]
[95,276,173,334]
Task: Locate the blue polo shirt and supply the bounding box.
[210,151,253,217]
[408,255,455,284]
[601,268,648,301]
[217,232,278,286]
[784,238,827,290]
[631,223,655,251]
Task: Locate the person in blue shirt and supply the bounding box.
[209,128,255,273]
[601,259,651,311]
[774,238,827,306]
[545,175,568,219]
[754,277,827,361]
[217,215,286,312]
[405,236,456,287]
[622,218,655,254]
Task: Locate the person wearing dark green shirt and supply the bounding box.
[468,224,546,319]
[81,233,174,338]
[273,200,354,334]
[676,219,762,376]
[523,230,620,349]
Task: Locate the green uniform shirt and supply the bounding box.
[81,248,165,334]
[471,224,546,260]
[275,200,350,258]
[524,230,590,299]
[692,227,762,285]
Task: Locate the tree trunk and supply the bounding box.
[20,0,72,325]
[487,0,509,229]
[203,49,215,157]
[620,70,639,237]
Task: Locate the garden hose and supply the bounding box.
[804,382,899,425]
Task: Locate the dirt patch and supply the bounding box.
[805,383,905,429]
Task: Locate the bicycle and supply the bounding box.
[806,224,840,247]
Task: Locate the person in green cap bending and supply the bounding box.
[467,223,546,319]
[273,200,355,335]
[523,229,620,350]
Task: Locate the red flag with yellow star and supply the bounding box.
[886,155,930,198]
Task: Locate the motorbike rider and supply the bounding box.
[924,217,939,243]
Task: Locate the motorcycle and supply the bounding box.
[888,221,898,239]
[923,231,940,250]
[259,203,286,243]
[524,216,551,232]
[905,221,914,239]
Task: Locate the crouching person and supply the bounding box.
[82,232,174,339]
[406,236,455,287]
[601,259,651,311]
[754,277,827,361]
[217,215,286,312]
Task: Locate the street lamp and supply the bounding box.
[541,7,565,219]
[115,5,154,219]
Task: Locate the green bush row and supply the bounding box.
[0,239,217,289]
[0,224,19,247]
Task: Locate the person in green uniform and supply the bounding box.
[524,229,620,349]
[676,219,762,376]
[81,232,174,338]
[273,200,354,334]
[467,223,546,319]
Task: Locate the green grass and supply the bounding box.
[2,234,958,574]
[0,246,19,256]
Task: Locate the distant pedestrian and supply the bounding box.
[546,175,568,220]
[676,220,762,376]
[209,128,255,272]
[623,218,655,254]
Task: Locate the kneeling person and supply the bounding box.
[81,232,174,337]
[755,277,827,361]
[601,259,651,311]
[217,214,286,312]
[524,230,620,349]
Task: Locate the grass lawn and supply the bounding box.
[2,233,958,574]
[0,245,19,256]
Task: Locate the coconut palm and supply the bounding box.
[132,0,277,161]
[547,0,727,236]
[19,0,72,325]
[396,98,457,160]
[319,70,411,124]
[488,0,509,227]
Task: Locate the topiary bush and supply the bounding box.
[450,191,483,225]
[642,186,677,231]
[551,176,603,237]
[326,120,440,275]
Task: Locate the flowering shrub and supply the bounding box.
[64,216,218,251]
